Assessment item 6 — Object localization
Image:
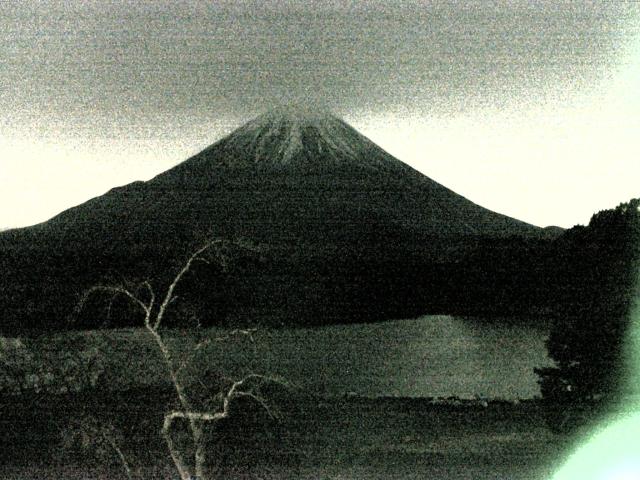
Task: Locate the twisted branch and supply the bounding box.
[75,238,281,480]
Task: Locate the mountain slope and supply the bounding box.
[43,106,537,241]
[1,107,547,332]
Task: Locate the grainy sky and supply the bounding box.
[1,0,639,229]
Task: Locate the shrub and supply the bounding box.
[0,334,106,395]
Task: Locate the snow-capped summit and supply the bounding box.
[186,105,405,171]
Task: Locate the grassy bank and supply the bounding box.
[0,391,568,479]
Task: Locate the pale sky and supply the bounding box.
[1,0,639,230]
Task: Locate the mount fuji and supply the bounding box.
[1,106,548,332]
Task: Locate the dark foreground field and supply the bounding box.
[1,390,570,479]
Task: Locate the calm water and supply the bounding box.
[34,315,552,399]
[249,315,553,399]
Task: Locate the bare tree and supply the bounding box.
[77,239,286,480]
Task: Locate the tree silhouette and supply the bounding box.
[76,238,288,480]
[535,199,640,431]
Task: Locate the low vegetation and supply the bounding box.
[0,334,105,395]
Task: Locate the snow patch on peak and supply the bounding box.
[225,105,366,165]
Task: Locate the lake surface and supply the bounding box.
[33,315,553,399]
[248,315,553,399]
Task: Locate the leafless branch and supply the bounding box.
[230,373,291,392]
[73,237,283,480]
[218,328,258,343]
[233,391,279,420]
[77,285,151,318]
[175,328,258,376]
[101,430,135,480]
[175,338,213,376]
[154,239,224,330]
